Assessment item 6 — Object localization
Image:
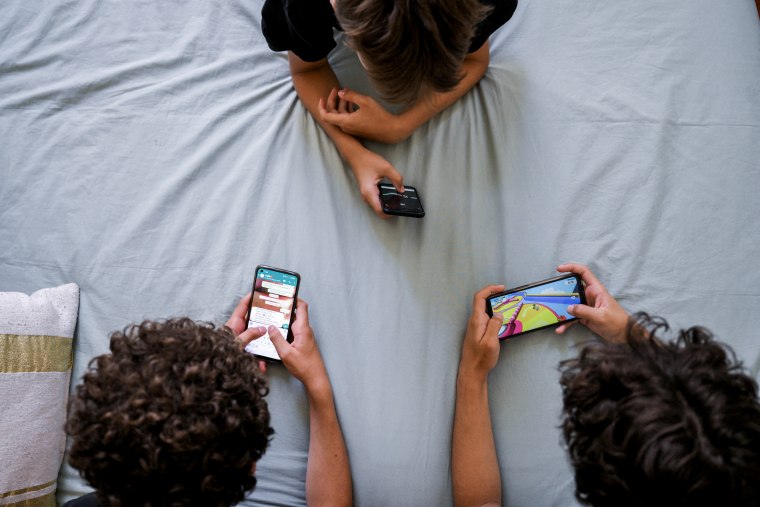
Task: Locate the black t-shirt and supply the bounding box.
[262,0,518,62]
[62,493,100,507]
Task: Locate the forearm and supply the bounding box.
[452,372,501,507]
[399,42,490,136]
[288,53,367,165]
[305,382,353,507]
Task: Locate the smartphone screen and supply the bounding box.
[244,266,300,361]
[487,274,585,340]
[378,183,425,217]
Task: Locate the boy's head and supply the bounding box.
[559,314,760,507]
[66,318,273,507]
[334,0,490,105]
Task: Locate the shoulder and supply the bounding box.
[261,0,339,62]
[470,0,519,52]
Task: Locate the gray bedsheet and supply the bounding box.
[1,0,758,505]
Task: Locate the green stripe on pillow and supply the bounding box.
[0,334,73,373]
[4,491,56,507]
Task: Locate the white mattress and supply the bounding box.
[1,0,758,505]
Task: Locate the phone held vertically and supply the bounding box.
[486,274,586,340]
[245,265,301,362]
[377,183,425,218]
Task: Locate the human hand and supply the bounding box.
[347,148,405,219]
[318,88,412,144]
[268,299,331,396]
[226,293,267,369]
[459,284,506,383]
[555,263,630,343]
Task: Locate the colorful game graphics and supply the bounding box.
[490,277,582,339]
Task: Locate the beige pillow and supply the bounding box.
[0,283,79,507]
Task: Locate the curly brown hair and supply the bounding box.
[335,0,490,105]
[66,318,273,507]
[559,313,760,507]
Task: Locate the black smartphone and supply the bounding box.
[377,183,425,218]
[486,274,586,340]
[244,265,301,362]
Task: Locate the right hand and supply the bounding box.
[555,263,630,343]
[268,299,331,394]
[347,149,405,219]
[459,284,506,382]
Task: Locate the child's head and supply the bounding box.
[334,0,490,104]
[559,314,760,507]
[66,318,273,507]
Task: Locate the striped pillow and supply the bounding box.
[0,284,79,507]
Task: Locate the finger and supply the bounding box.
[558,263,603,291]
[567,304,600,323]
[384,165,405,193]
[319,108,345,128]
[327,87,339,112]
[338,96,349,114]
[364,187,390,219]
[483,314,503,343]
[237,325,268,348]
[268,325,290,357]
[292,299,310,328]
[555,321,577,334]
[338,88,368,106]
[232,292,252,320]
[472,284,506,314]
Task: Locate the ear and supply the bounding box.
[251,462,257,476]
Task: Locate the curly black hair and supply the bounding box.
[66,318,273,507]
[559,313,760,507]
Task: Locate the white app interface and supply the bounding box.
[245,269,297,360]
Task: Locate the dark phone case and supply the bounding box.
[486,273,586,338]
[377,183,425,218]
[246,264,301,362]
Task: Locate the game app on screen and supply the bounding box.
[487,274,585,340]
[244,266,300,361]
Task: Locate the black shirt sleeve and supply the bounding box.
[261,0,339,62]
[62,492,101,507]
[469,0,519,52]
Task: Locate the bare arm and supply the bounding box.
[304,383,352,507]
[288,53,404,218]
[319,42,491,144]
[268,300,352,507]
[452,285,505,507]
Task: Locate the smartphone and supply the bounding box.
[377,183,425,218]
[244,265,300,362]
[486,274,586,340]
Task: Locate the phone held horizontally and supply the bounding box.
[486,273,586,340]
[377,183,425,218]
[245,265,301,362]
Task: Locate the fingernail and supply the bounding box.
[257,326,267,334]
[567,305,574,313]
[268,325,278,334]
[338,89,345,97]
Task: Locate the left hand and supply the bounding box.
[226,293,267,370]
[318,88,411,144]
[459,284,506,382]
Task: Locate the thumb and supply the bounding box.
[339,88,367,106]
[268,325,290,357]
[384,166,405,193]
[484,314,502,342]
[568,304,599,323]
[238,325,267,348]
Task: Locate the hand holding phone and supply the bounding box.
[265,299,331,394]
[377,183,425,218]
[555,263,630,343]
[244,265,300,362]
[486,274,586,339]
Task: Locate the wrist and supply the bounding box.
[304,375,333,404]
[457,365,489,390]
